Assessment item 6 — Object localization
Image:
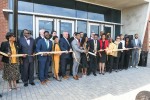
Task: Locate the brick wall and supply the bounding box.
[142,14,150,52]
[0,0,8,69]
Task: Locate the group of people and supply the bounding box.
[0,29,142,94]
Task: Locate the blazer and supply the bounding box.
[131,39,142,48]
[89,39,100,53]
[71,38,84,59]
[0,41,19,63]
[99,39,109,49]
[114,41,122,57]
[59,37,71,59]
[36,38,52,61]
[18,36,35,62]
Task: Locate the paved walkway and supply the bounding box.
[0,54,150,100]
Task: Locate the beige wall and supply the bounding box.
[121,3,150,43]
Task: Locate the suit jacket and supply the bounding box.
[18,36,35,62]
[131,39,142,48]
[35,36,43,44]
[59,37,71,59]
[71,38,84,59]
[89,40,100,53]
[0,41,19,63]
[36,38,52,61]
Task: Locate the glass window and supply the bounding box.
[34,0,76,17]
[76,2,88,19]
[9,14,33,38]
[88,12,104,21]
[60,22,73,37]
[115,25,121,38]
[90,25,100,35]
[77,21,87,33]
[34,4,76,17]
[39,20,54,33]
[8,0,13,9]
[18,1,33,12]
[88,5,105,21]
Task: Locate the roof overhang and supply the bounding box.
[76,0,150,10]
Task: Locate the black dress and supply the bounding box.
[81,43,89,68]
[124,42,132,69]
[99,41,107,63]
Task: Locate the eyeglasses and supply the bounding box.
[116,38,120,39]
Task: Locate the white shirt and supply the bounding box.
[135,39,138,46]
[24,36,30,45]
[44,38,49,48]
[120,40,125,49]
[94,40,97,51]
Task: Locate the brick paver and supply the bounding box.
[0,54,150,100]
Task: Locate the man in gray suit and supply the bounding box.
[71,32,86,80]
[131,34,142,68]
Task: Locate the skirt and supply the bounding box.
[3,63,20,81]
[99,51,107,63]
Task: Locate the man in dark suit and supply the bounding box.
[35,29,45,78]
[35,29,45,44]
[18,29,35,87]
[60,32,71,79]
[88,34,100,76]
[36,31,52,85]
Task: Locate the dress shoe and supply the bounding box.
[16,80,19,83]
[93,73,97,76]
[76,75,81,78]
[30,82,35,86]
[41,81,45,85]
[63,76,69,79]
[24,83,28,87]
[87,73,91,76]
[73,76,79,80]
[45,79,50,83]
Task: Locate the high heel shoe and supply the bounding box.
[56,78,61,82]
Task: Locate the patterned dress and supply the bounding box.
[2,42,20,81]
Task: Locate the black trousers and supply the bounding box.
[114,53,121,70]
[22,60,34,84]
[124,52,130,69]
[88,55,97,74]
[69,55,73,75]
[60,58,69,77]
[119,51,125,69]
[108,55,114,72]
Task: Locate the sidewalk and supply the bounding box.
[0,54,150,100]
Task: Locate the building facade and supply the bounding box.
[0,0,149,48]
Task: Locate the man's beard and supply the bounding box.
[45,37,50,40]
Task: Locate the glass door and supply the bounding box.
[35,17,56,38]
[57,19,75,38]
[104,25,114,39]
[88,23,102,37]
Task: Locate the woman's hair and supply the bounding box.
[53,36,58,40]
[5,32,15,40]
[80,35,87,47]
